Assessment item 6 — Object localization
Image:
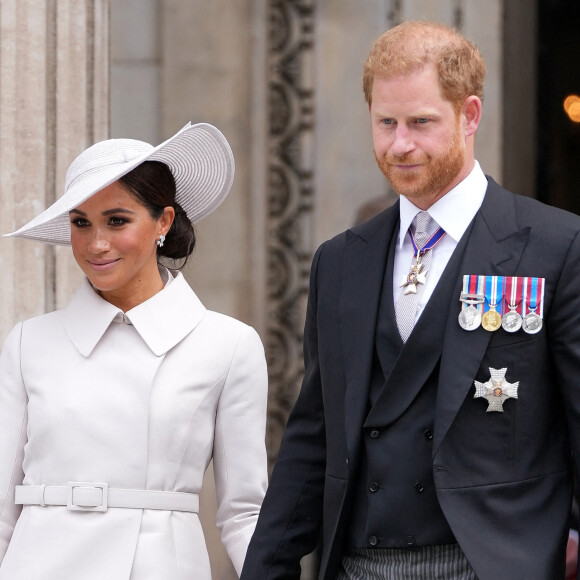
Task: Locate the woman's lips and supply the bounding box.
[87,259,120,271]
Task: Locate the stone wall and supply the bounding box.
[0,0,109,344]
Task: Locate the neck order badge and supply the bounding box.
[399,222,446,295]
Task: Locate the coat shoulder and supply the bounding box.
[197,310,264,352]
[320,201,399,256]
[488,176,580,236]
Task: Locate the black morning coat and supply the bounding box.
[241,177,580,580]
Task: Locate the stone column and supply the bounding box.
[0,0,109,344]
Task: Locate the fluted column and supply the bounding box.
[0,0,109,344]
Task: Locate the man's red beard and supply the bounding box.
[375,130,465,202]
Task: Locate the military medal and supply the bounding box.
[458,293,484,331]
[459,304,482,331]
[522,277,545,334]
[523,311,542,334]
[458,276,484,331]
[400,225,446,295]
[502,308,522,333]
[481,276,503,331]
[482,309,501,331]
[474,367,519,412]
[501,276,523,333]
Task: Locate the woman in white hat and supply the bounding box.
[0,123,268,579]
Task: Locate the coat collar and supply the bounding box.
[61,269,206,357]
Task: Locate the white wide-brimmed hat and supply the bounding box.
[5,122,235,245]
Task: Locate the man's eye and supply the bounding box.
[416,118,429,124]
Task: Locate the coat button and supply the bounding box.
[406,535,415,546]
[414,482,424,493]
[424,429,433,440]
[368,535,378,546]
[370,429,380,439]
[369,481,379,493]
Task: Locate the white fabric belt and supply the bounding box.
[15,483,199,513]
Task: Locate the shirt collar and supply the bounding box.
[397,161,487,247]
[61,268,206,357]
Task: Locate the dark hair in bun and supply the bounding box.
[119,160,196,267]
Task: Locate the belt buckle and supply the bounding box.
[67,481,109,512]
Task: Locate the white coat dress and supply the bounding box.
[0,269,268,579]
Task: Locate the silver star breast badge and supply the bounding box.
[474,367,519,412]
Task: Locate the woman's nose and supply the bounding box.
[88,230,110,253]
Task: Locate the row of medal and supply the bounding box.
[458,275,545,334]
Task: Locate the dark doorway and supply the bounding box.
[537,0,580,214]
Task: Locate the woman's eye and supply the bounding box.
[109,217,128,226]
[71,217,90,228]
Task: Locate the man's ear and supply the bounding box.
[462,96,482,137]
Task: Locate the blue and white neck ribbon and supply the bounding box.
[409,226,446,258]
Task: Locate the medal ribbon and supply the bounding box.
[525,277,545,316]
[502,276,524,314]
[484,276,504,314]
[409,226,446,258]
[462,275,485,315]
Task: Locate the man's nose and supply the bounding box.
[390,126,415,156]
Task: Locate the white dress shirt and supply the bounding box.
[392,161,488,322]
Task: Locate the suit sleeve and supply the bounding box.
[0,323,27,562]
[212,324,269,576]
[241,244,327,580]
[546,230,580,580]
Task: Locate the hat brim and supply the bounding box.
[4,122,235,245]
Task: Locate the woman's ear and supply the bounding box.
[159,206,175,236]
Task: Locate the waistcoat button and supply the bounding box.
[424,429,433,440]
[414,482,424,493]
[369,481,379,493]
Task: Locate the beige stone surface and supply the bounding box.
[0,1,51,341]
[161,0,258,330]
[110,0,161,143]
[313,0,391,247]
[463,0,503,181]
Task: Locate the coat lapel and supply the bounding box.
[341,205,399,459]
[433,178,530,454]
[363,215,472,429]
